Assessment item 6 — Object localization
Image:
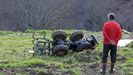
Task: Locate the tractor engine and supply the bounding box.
[69,31,98,52]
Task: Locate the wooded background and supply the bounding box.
[0,0,133,31]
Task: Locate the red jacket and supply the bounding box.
[102,21,122,44]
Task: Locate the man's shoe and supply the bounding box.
[110,68,115,73]
[100,63,106,75]
[110,63,115,73]
[100,69,106,75]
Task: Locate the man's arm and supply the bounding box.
[103,24,111,41]
[115,26,122,43]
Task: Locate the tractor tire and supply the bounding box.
[52,30,67,41]
[53,45,68,56]
[77,42,93,51]
[70,31,84,42]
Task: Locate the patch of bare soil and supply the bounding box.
[0,67,73,75]
[81,63,123,75]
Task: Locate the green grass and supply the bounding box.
[0,30,133,75]
[0,29,98,75]
[117,41,133,75]
[127,42,133,48]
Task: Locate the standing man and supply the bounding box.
[101,13,122,74]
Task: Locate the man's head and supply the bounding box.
[108,13,115,20]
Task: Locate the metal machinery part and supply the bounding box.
[32,30,98,56]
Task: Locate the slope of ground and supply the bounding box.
[0,30,133,75]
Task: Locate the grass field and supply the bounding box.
[0,30,133,75]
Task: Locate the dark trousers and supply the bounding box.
[102,44,117,63]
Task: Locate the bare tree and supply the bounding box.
[0,0,133,31]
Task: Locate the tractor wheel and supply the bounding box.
[53,45,68,56]
[52,30,67,41]
[77,42,93,51]
[70,31,84,42]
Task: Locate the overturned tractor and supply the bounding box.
[69,31,98,52]
[32,30,98,56]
